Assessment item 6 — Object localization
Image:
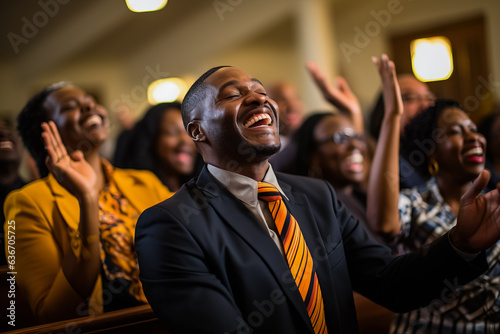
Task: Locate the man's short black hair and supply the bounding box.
[181,66,230,128]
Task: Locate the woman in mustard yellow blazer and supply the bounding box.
[4,82,172,323]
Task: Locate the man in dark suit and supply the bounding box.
[135,65,500,334]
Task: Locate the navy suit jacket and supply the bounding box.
[135,166,486,334]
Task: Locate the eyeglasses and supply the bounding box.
[401,93,436,105]
[317,128,365,146]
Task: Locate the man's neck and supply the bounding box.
[209,159,270,181]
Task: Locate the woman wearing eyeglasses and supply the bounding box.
[271,112,371,231]
[270,109,397,334]
[271,62,372,227]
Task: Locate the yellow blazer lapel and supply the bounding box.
[113,169,152,213]
[47,173,80,231]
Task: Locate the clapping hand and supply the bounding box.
[41,121,98,200]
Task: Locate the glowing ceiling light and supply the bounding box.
[148,78,187,104]
[411,36,453,82]
[126,0,168,13]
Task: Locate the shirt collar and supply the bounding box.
[207,164,288,207]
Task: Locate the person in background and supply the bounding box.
[267,61,364,147]
[306,61,364,134]
[270,62,368,175]
[272,60,369,220]
[272,112,370,228]
[4,82,172,323]
[271,110,392,334]
[369,73,435,140]
[114,102,200,191]
[369,73,436,189]
[368,54,500,332]
[0,119,26,266]
[267,81,305,148]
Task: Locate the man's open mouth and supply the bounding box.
[244,113,272,128]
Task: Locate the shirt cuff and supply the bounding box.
[448,232,480,262]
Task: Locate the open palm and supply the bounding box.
[41,121,98,199]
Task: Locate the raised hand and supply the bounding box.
[306,61,363,133]
[451,170,500,253]
[41,121,98,200]
[366,54,404,239]
[372,54,403,118]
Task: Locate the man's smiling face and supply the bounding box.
[196,67,281,167]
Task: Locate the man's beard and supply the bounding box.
[234,140,282,164]
[253,142,281,158]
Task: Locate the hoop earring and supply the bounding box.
[428,159,439,176]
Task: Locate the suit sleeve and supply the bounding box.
[326,181,488,313]
[4,190,89,322]
[135,206,246,334]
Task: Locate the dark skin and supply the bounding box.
[311,114,368,190]
[187,67,281,181]
[156,108,197,191]
[432,108,487,215]
[40,85,109,307]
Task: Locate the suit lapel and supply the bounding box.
[196,168,315,332]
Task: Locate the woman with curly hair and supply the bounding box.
[368,55,500,333]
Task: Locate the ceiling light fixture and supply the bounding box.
[148,77,187,104]
[411,36,454,82]
[125,0,168,13]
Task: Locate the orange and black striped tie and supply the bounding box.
[257,182,328,334]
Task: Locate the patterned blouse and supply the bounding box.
[98,160,148,312]
[390,177,500,334]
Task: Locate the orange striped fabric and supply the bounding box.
[258,182,328,334]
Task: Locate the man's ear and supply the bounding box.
[187,121,206,142]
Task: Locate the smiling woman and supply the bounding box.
[367,57,500,331]
[271,112,372,230]
[114,102,200,192]
[3,82,172,323]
